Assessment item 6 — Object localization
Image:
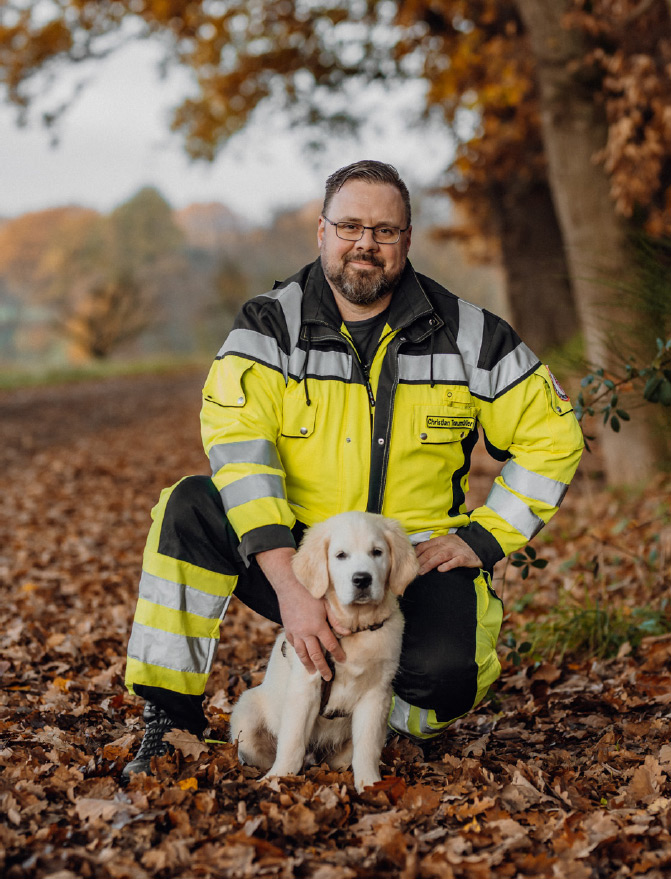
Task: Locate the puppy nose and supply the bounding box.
[352,572,372,590]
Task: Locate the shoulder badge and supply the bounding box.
[546,366,569,402]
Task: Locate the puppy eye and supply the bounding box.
[371,547,383,557]
[335,551,348,560]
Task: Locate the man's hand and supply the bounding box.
[256,547,350,680]
[415,535,483,575]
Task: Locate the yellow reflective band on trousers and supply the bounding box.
[125,480,237,697]
[388,571,503,740]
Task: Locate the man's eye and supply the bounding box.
[335,551,348,560]
[340,223,360,232]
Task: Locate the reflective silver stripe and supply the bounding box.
[469,342,538,400]
[301,347,353,381]
[219,473,286,511]
[139,571,232,620]
[262,282,303,353]
[128,621,222,675]
[418,708,448,735]
[219,329,287,375]
[457,299,485,368]
[409,530,434,545]
[209,439,282,475]
[218,329,353,384]
[398,352,467,383]
[485,483,544,539]
[501,460,569,507]
[389,695,412,736]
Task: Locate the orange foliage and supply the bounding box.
[1,1,671,232]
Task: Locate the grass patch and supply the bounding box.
[516,593,671,662]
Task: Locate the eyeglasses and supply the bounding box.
[322,215,409,245]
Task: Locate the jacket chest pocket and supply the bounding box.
[281,395,318,438]
[412,404,477,444]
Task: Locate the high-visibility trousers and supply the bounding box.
[125,475,504,740]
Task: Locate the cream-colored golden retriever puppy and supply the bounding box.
[230,511,419,792]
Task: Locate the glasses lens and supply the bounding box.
[373,227,400,244]
[335,223,364,240]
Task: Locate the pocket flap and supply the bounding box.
[281,396,318,437]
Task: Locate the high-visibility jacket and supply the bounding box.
[201,259,584,568]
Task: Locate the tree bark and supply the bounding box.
[492,180,577,357]
[514,0,665,484]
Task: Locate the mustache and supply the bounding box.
[344,253,385,269]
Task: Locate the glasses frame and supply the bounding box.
[322,215,409,245]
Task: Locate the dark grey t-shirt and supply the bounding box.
[344,307,390,369]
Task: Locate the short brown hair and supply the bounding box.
[323,160,411,226]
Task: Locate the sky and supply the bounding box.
[0,40,454,225]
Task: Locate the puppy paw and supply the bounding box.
[354,773,381,794]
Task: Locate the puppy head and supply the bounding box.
[292,513,418,607]
[292,519,332,598]
[379,516,420,596]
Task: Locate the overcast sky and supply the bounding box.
[0,40,453,224]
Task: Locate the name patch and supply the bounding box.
[426,416,475,430]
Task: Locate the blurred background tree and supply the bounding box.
[1,0,670,482]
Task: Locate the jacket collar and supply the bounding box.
[300,258,442,344]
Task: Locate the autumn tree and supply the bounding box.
[2,0,671,478]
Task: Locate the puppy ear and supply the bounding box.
[383,518,420,596]
[291,522,331,598]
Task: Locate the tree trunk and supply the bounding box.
[492,180,577,357]
[514,0,665,484]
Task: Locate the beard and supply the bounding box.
[321,250,405,305]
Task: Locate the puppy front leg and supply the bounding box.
[264,669,321,781]
[350,689,390,793]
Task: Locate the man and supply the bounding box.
[123,160,583,777]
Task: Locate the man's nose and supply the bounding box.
[355,227,379,249]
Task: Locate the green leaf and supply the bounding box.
[644,375,662,401]
[603,379,615,390]
[580,375,594,387]
[532,559,549,569]
[518,641,532,653]
[659,380,671,406]
[526,545,537,560]
[521,567,529,580]
[610,415,621,432]
[615,409,630,421]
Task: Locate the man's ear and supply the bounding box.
[383,518,420,596]
[317,215,326,250]
[292,521,330,598]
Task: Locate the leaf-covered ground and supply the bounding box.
[1,371,671,878]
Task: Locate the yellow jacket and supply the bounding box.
[201,260,583,568]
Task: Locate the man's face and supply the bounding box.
[318,180,412,307]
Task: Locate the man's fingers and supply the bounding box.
[306,637,332,680]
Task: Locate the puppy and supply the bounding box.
[230,511,419,792]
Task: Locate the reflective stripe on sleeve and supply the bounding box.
[485,482,544,539]
[139,571,232,620]
[218,329,286,374]
[127,620,224,676]
[209,439,282,475]
[470,342,538,400]
[219,472,286,512]
[501,460,569,507]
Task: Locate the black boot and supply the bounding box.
[122,702,176,780]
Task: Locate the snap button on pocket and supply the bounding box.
[420,432,428,440]
[237,396,244,405]
[300,427,308,435]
